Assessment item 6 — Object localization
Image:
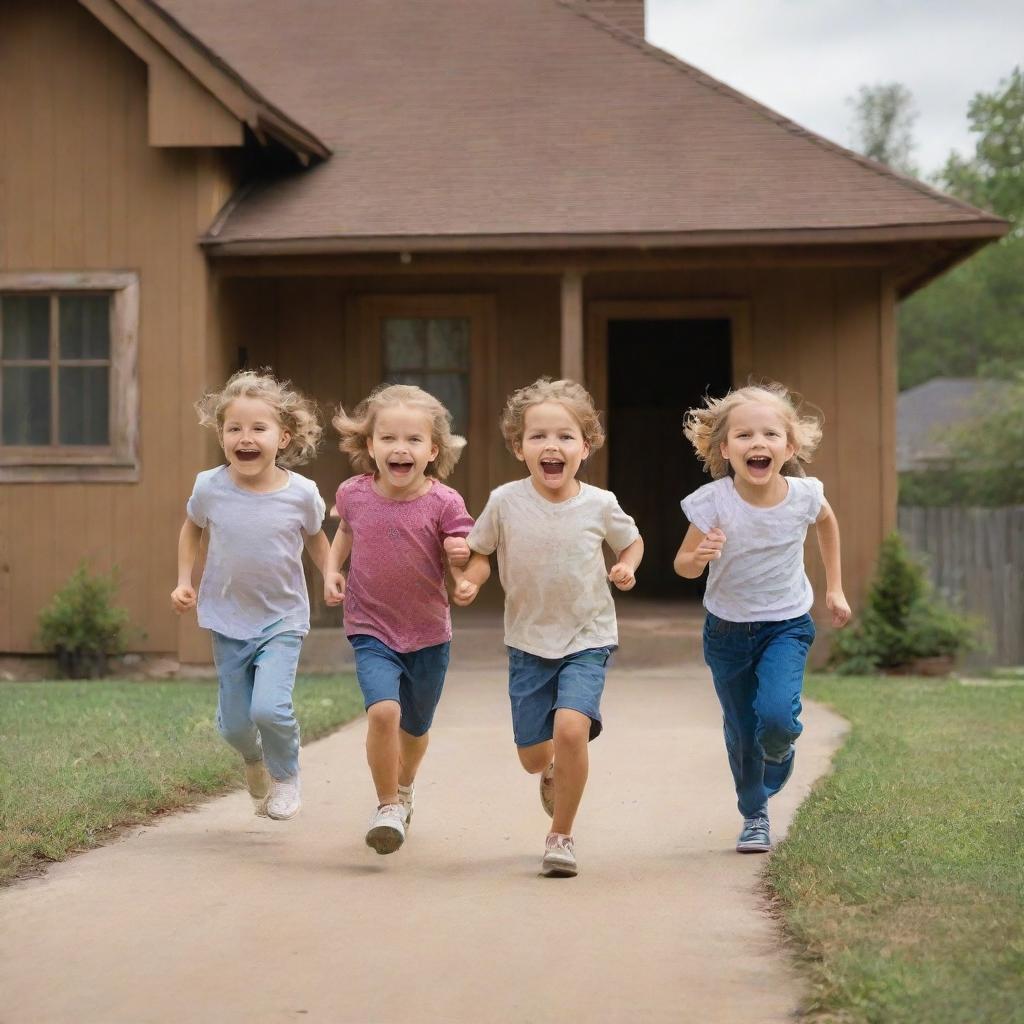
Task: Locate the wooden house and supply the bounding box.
[0,0,1006,662]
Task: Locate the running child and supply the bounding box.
[448,378,643,878]
[324,384,473,855]
[171,369,329,821]
[674,382,851,853]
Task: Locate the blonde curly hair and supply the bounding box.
[195,369,321,467]
[332,383,466,479]
[500,377,605,455]
[683,382,822,479]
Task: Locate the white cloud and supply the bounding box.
[646,0,1023,176]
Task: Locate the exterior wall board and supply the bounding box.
[0,0,232,654]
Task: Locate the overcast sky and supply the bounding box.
[646,0,1023,177]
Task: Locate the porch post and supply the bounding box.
[560,269,585,382]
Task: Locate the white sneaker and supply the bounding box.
[244,759,272,817]
[398,783,415,828]
[541,832,578,877]
[265,774,301,820]
[365,803,406,854]
[539,761,555,817]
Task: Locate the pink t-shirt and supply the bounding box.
[334,474,474,653]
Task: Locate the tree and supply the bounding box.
[899,67,1024,389]
[939,67,1024,231]
[848,82,918,176]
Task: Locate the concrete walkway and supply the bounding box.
[0,644,847,1024]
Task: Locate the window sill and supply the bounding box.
[0,460,140,484]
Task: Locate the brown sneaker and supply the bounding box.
[243,759,272,816]
[539,761,555,817]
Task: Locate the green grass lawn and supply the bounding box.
[768,674,1024,1024]
[0,674,363,885]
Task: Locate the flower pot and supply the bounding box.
[55,645,109,680]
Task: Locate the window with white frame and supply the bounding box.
[0,273,139,482]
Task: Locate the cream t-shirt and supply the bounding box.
[468,479,640,659]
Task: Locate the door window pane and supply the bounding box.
[426,319,469,370]
[2,297,50,359]
[423,373,469,435]
[59,366,109,445]
[3,367,50,444]
[383,319,426,370]
[60,296,110,359]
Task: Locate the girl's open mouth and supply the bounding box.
[541,459,564,480]
[388,461,413,476]
[236,450,260,462]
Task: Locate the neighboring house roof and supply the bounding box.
[897,378,1011,472]
[141,0,1005,262]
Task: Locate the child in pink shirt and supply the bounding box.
[324,384,473,855]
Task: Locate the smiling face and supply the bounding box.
[515,401,591,502]
[367,404,439,499]
[220,396,290,489]
[720,400,795,495]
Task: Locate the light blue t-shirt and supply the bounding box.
[681,475,824,623]
[186,466,326,640]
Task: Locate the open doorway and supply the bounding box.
[606,318,732,599]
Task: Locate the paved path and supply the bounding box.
[0,656,846,1024]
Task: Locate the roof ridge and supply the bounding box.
[555,0,1000,224]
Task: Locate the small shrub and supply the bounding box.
[38,563,132,679]
[830,533,979,674]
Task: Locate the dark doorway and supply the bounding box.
[607,318,732,598]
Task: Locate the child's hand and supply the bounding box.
[608,563,636,591]
[171,585,196,615]
[444,536,471,569]
[826,590,852,628]
[696,528,726,566]
[452,579,479,606]
[324,571,346,606]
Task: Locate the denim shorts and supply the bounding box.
[507,645,614,748]
[349,634,450,738]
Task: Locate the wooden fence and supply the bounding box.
[899,506,1024,667]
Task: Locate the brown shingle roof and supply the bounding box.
[149,0,1005,252]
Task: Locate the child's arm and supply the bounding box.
[171,519,203,614]
[443,536,471,568]
[608,536,644,591]
[451,551,491,606]
[324,520,352,606]
[814,500,852,628]
[303,529,330,578]
[673,524,726,579]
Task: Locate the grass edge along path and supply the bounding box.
[765,674,1024,1024]
[0,674,363,886]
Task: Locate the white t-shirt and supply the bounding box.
[468,479,640,659]
[186,465,326,640]
[680,475,824,623]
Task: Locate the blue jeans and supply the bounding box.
[211,627,304,781]
[702,612,815,819]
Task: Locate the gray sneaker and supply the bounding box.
[541,833,578,877]
[736,815,771,853]
[764,749,795,798]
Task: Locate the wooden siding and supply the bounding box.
[0,0,234,654]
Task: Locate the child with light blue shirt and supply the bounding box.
[171,370,329,822]
[675,383,851,854]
